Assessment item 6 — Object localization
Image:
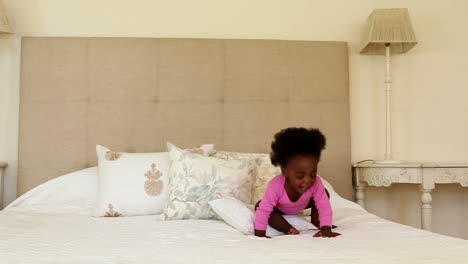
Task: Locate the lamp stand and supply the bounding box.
[374,43,401,164]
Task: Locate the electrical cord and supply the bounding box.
[355,159,374,164]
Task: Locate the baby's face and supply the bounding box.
[282,154,318,194]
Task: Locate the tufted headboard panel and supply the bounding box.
[18,37,351,199]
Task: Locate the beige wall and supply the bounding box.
[0,0,467,238]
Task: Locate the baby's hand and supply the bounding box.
[313,226,341,238]
[287,227,300,235]
[254,229,271,239]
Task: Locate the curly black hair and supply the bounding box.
[270,127,326,167]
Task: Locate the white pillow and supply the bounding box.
[160,143,254,220]
[95,145,171,217]
[95,144,214,217]
[5,167,98,214]
[209,197,316,237]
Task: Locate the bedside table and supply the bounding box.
[353,161,468,231]
[0,162,7,210]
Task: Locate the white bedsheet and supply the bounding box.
[1,195,467,264]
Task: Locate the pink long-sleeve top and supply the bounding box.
[254,174,333,231]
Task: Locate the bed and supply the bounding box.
[2,167,468,263]
[2,37,467,263]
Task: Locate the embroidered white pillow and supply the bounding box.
[209,197,316,236]
[160,143,253,220]
[95,144,213,217]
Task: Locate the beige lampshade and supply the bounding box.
[0,0,13,34]
[361,8,417,55]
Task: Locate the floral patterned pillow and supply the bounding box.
[160,143,253,220]
[211,151,281,204]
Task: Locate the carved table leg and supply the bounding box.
[420,188,432,231]
[356,184,366,209]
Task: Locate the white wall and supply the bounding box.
[0,33,19,209]
[1,0,467,238]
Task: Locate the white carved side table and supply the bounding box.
[0,162,7,210]
[353,161,468,231]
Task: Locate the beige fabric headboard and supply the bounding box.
[19,37,351,199]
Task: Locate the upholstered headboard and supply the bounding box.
[19,37,351,199]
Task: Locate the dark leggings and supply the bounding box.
[255,189,330,234]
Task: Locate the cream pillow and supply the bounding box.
[251,155,282,204]
[160,143,253,220]
[250,156,335,216]
[211,151,281,204]
[95,144,213,217]
[209,197,316,236]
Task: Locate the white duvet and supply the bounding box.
[1,168,467,263]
